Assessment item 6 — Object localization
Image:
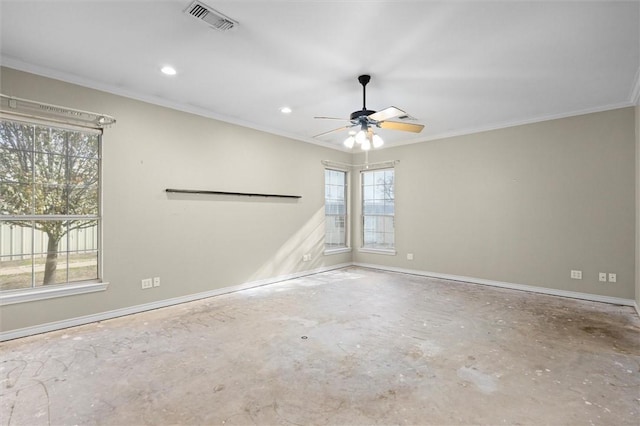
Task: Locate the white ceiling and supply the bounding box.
[1,0,639,151]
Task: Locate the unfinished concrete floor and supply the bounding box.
[1,267,639,425]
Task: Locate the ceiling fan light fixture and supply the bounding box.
[372,133,384,148]
[161,65,177,76]
[361,138,371,151]
[355,129,367,145]
[343,136,355,149]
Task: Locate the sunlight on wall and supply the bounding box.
[248,207,327,282]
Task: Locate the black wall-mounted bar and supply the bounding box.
[165,188,301,199]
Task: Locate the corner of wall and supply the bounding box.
[635,105,640,314]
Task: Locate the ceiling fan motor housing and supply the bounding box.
[350,109,376,120]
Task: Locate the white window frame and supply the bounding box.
[324,167,351,255]
[360,167,396,255]
[0,117,108,305]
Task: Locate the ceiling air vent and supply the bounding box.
[184,1,237,32]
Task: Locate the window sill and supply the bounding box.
[324,247,352,256]
[359,248,397,256]
[0,281,109,306]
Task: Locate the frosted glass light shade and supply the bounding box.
[355,130,367,145]
[361,138,371,150]
[372,134,384,148]
[343,136,355,148]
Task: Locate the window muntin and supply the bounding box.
[361,168,394,250]
[0,119,101,292]
[324,169,348,249]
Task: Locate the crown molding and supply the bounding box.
[387,101,636,150]
[0,56,348,152]
[2,56,635,154]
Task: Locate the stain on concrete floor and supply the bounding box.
[1,267,639,425]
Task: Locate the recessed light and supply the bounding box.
[161,66,177,76]
[280,106,292,114]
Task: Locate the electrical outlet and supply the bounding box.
[570,270,582,280]
[608,273,617,283]
[598,273,607,282]
[153,277,160,287]
[141,278,152,289]
[407,253,414,260]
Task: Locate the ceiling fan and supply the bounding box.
[314,74,424,150]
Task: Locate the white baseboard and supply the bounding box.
[0,263,351,342]
[353,263,637,308]
[2,261,636,341]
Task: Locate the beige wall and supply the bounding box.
[0,67,352,332]
[1,67,637,334]
[354,108,636,300]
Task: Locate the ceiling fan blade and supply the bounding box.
[368,106,406,122]
[314,116,350,121]
[379,121,425,133]
[313,125,354,138]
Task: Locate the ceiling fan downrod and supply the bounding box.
[359,74,370,109]
[351,74,375,121]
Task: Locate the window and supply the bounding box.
[324,168,348,251]
[0,119,101,293]
[361,168,395,252]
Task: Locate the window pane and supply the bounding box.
[374,184,385,200]
[325,169,347,248]
[325,202,336,215]
[68,185,98,215]
[363,215,375,231]
[68,220,98,282]
[325,215,346,248]
[0,221,34,291]
[363,230,375,245]
[362,169,394,250]
[33,220,68,286]
[362,171,374,185]
[0,182,33,215]
[383,216,395,233]
[0,148,33,184]
[328,170,336,185]
[34,126,66,155]
[384,201,395,215]
[0,121,34,151]
[363,185,374,201]
[33,153,66,185]
[68,133,99,159]
[69,157,99,187]
[68,220,98,250]
[33,184,67,215]
[68,250,98,282]
[375,170,386,185]
[34,249,68,286]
